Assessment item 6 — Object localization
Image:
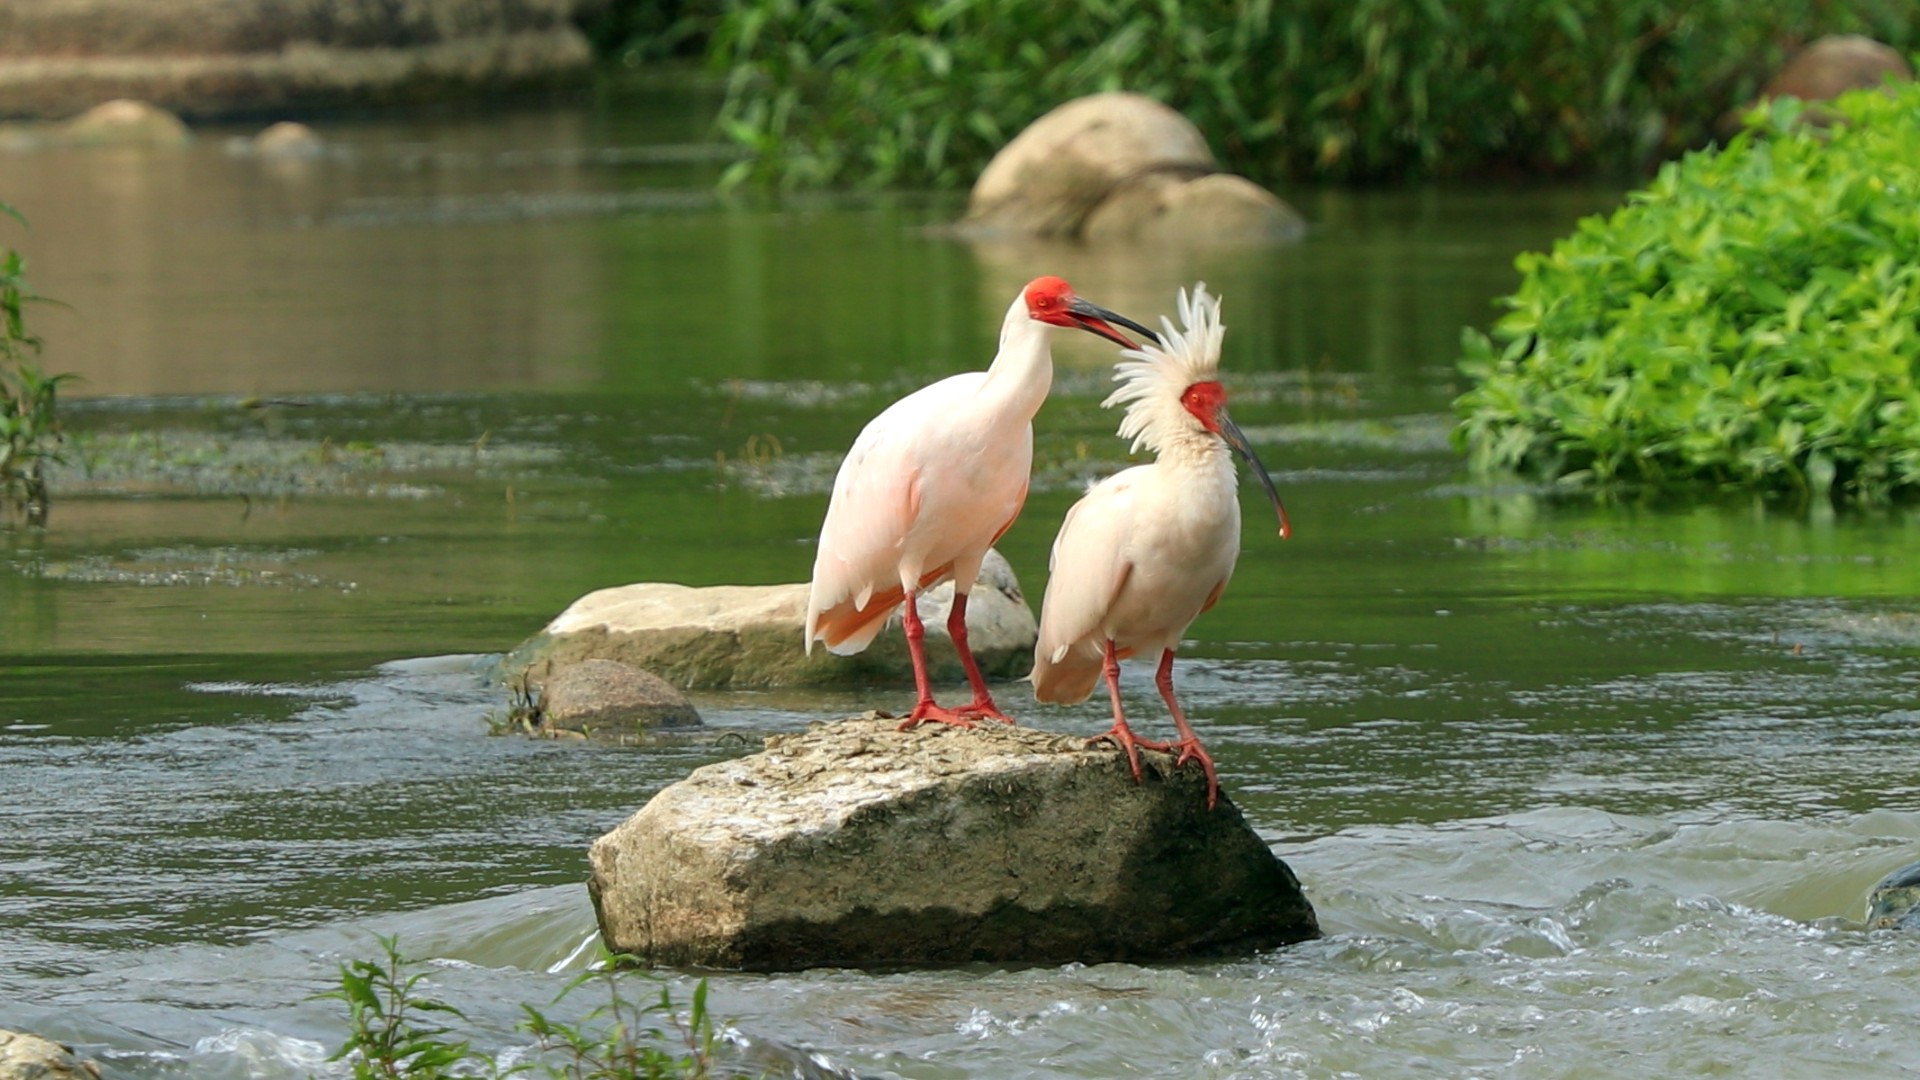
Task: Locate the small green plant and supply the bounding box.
[323,936,720,1079]
[324,935,492,1079]
[521,954,716,1079]
[0,205,76,527]
[1453,83,1920,505]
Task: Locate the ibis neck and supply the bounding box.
[979,299,1054,421]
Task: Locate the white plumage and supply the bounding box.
[805,276,1157,730]
[1030,283,1288,808]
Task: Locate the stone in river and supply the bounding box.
[587,713,1319,970]
[503,549,1035,690]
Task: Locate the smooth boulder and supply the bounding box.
[535,658,701,733]
[0,1030,99,1080]
[587,713,1319,971]
[504,549,1035,690]
[958,92,1303,244]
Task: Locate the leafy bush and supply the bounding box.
[709,0,1915,188]
[1453,84,1920,504]
[0,207,75,527]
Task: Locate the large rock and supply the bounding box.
[505,549,1036,690]
[587,713,1319,970]
[1762,34,1912,104]
[0,1030,99,1080]
[0,0,591,118]
[957,92,1303,245]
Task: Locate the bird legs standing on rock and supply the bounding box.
[897,590,1015,731]
[1088,639,1173,778]
[1154,648,1219,809]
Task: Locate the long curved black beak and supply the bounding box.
[1219,411,1289,539]
[1066,296,1162,349]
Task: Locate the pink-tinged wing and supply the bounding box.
[805,381,954,654]
[1031,469,1140,700]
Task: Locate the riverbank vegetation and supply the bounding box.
[0,206,73,527]
[1453,83,1920,504]
[691,0,1914,188]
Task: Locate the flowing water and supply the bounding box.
[3,77,1920,1079]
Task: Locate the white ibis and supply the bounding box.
[805,276,1158,731]
[1029,284,1288,808]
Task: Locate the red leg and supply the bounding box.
[1086,640,1169,781]
[948,592,1014,724]
[897,591,975,731]
[1155,649,1218,809]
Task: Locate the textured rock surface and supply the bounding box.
[588,713,1319,971]
[538,658,702,732]
[0,1030,100,1080]
[958,91,1302,245]
[0,0,590,117]
[504,549,1036,690]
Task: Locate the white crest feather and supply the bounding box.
[1102,282,1224,456]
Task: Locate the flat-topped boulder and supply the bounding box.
[587,713,1318,971]
[505,549,1036,690]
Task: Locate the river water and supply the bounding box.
[3,79,1920,1079]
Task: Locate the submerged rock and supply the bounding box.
[1868,860,1920,929]
[587,713,1319,971]
[957,92,1303,245]
[0,1030,100,1080]
[505,549,1035,690]
[536,658,701,733]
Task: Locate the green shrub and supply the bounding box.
[709,0,1914,188]
[1453,84,1920,504]
[0,207,75,527]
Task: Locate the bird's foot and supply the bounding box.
[1168,737,1220,810]
[955,698,1016,725]
[897,701,978,731]
[1087,723,1168,782]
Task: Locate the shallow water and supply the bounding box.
[3,77,1920,1078]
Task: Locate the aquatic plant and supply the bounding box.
[1453,83,1920,505]
[708,0,1914,188]
[325,936,717,1079]
[0,206,76,527]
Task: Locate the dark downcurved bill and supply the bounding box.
[1220,413,1290,540]
[1066,297,1162,349]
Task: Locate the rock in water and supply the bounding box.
[588,714,1318,970]
[1868,860,1920,929]
[537,658,701,733]
[504,549,1035,690]
[0,1030,100,1080]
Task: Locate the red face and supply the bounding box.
[1181,380,1226,433]
[1021,275,1143,348]
[1023,276,1076,326]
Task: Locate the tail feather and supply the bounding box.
[1030,641,1129,704]
[806,563,955,656]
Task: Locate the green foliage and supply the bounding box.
[323,936,717,1080]
[521,957,716,1079]
[324,935,491,1079]
[1453,85,1920,504]
[709,0,1915,188]
[0,207,76,527]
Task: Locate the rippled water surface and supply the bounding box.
[3,78,1920,1079]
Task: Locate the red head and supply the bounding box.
[1022,277,1159,349]
[1182,378,1290,540]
